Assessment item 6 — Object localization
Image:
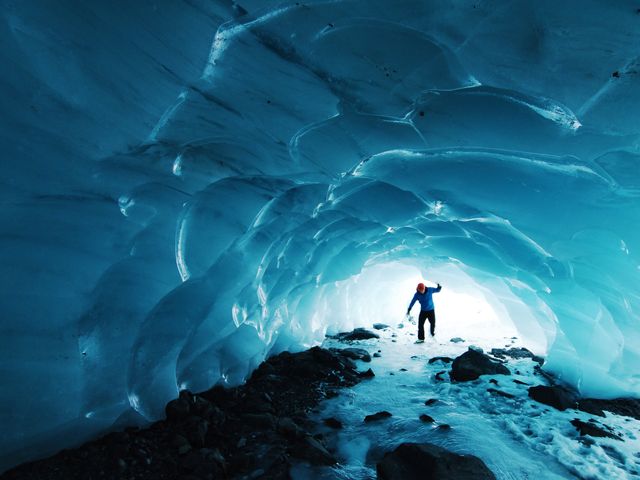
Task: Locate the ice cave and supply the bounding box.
[1,1,639,478]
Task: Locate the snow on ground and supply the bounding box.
[291,319,640,479]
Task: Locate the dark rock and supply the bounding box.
[570,419,621,440]
[323,417,343,429]
[419,414,435,423]
[528,385,578,411]
[290,436,335,465]
[373,323,390,330]
[373,352,382,358]
[425,398,439,406]
[358,368,375,378]
[487,388,515,399]
[489,379,498,385]
[241,413,276,430]
[428,356,453,364]
[364,411,392,423]
[513,379,530,386]
[437,424,452,431]
[183,415,209,448]
[490,347,544,365]
[577,398,640,420]
[334,347,371,362]
[451,348,511,382]
[377,443,496,479]
[165,397,191,422]
[435,371,447,381]
[400,368,407,372]
[332,328,380,341]
[277,417,304,439]
[450,337,465,343]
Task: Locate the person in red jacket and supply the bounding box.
[407,282,442,343]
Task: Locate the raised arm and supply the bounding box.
[434,283,442,292]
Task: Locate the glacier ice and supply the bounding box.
[1,0,639,471]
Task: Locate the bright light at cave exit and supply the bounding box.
[325,261,545,351]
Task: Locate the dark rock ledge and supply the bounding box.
[1,347,367,480]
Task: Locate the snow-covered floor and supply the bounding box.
[291,319,640,479]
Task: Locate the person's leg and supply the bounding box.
[427,309,436,336]
[418,311,427,340]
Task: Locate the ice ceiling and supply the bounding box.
[1,0,640,470]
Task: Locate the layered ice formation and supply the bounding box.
[1,0,639,471]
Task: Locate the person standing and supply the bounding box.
[407,282,442,343]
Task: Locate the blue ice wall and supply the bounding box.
[1,0,639,471]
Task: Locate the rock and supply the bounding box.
[333,328,379,341]
[291,436,335,465]
[277,417,304,439]
[428,356,453,364]
[242,413,276,430]
[377,443,496,480]
[419,414,435,423]
[570,419,621,440]
[425,398,439,406]
[513,379,530,386]
[399,368,407,372]
[364,411,392,423]
[358,368,375,378]
[373,323,390,330]
[450,337,465,343]
[450,348,510,382]
[323,417,343,429]
[434,371,447,381]
[489,379,498,385]
[528,385,577,411]
[487,388,515,399]
[490,347,544,365]
[373,352,382,358]
[171,434,191,455]
[437,424,452,431]
[336,347,371,362]
[165,397,191,422]
[577,398,640,420]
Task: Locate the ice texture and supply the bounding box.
[1,0,639,471]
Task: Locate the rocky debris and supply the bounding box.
[377,443,496,480]
[364,411,393,423]
[323,417,343,429]
[570,419,622,440]
[330,328,379,341]
[487,388,515,399]
[2,346,362,479]
[435,371,447,381]
[358,368,375,378]
[513,379,530,386]
[490,347,544,365]
[428,356,453,364]
[451,348,511,382]
[577,398,640,420]
[450,337,465,343]
[331,347,371,362]
[528,385,578,411]
[419,414,435,423]
[373,323,390,330]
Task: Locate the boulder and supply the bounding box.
[570,419,621,440]
[336,347,371,362]
[364,411,392,423]
[577,397,640,420]
[490,347,544,365]
[419,414,435,423]
[450,337,465,343]
[332,328,380,341]
[528,385,577,411]
[487,388,515,399]
[451,348,510,382]
[373,323,390,330]
[428,356,453,364]
[323,417,343,429]
[358,368,375,378]
[377,443,496,480]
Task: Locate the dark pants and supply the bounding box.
[418,310,436,339]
